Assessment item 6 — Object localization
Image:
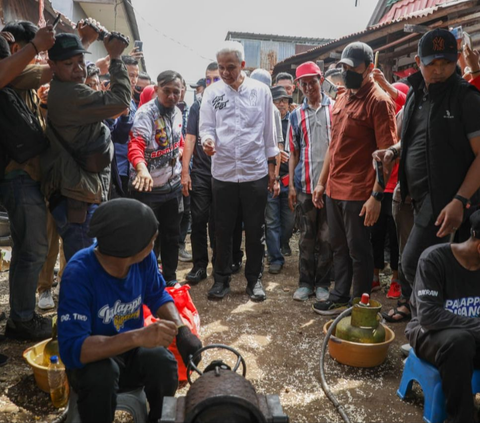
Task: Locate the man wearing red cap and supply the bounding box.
[312,42,397,315]
[287,61,333,302]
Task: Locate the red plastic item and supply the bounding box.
[143,284,201,381]
[360,293,370,306]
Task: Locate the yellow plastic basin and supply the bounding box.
[323,320,395,368]
[23,338,52,393]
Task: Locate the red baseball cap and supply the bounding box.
[295,61,322,81]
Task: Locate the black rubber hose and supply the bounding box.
[319,306,353,423]
[50,408,68,423]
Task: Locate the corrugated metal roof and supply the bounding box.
[379,0,447,23]
[274,0,468,68]
[226,31,330,45]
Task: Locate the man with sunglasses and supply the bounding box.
[287,62,333,302]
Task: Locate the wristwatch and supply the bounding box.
[454,194,471,209]
[388,146,399,160]
[275,176,281,182]
[371,191,384,202]
[267,158,277,166]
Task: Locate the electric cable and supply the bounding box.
[319,306,353,423]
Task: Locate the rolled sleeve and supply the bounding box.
[373,99,397,150]
[199,90,216,146]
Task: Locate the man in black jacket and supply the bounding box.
[406,210,480,423]
[375,29,480,294]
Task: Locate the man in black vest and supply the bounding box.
[374,29,480,296]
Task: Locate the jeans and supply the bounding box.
[0,175,48,321]
[67,347,178,423]
[51,198,97,263]
[179,194,191,249]
[265,183,294,266]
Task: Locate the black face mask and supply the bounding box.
[342,69,364,89]
[133,90,141,103]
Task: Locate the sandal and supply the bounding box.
[381,300,411,323]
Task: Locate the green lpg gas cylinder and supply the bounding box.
[335,294,386,344]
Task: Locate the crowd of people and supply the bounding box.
[0,18,480,423]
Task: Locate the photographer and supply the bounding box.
[42,32,131,262]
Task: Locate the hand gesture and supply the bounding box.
[272,180,280,198]
[371,68,388,90]
[372,148,395,166]
[32,25,55,52]
[360,196,381,226]
[133,164,153,192]
[76,18,101,46]
[129,46,144,61]
[38,84,50,104]
[203,139,216,156]
[463,45,480,73]
[176,326,202,366]
[312,184,325,209]
[280,150,289,163]
[136,320,177,349]
[435,199,464,238]
[104,34,128,61]
[0,31,15,44]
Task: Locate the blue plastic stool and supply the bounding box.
[397,348,480,423]
[65,387,148,423]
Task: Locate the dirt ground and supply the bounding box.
[0,235,426,423]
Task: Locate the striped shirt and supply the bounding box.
[288,95,333,194]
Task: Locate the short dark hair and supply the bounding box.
[3,20,38,46]
[0,37,11,59]
[86,63,100,78]
[275,72,294,84]
[121,55,138,66]
[206,62,218,71]
[138,72,151,82]
[157,70,183,87]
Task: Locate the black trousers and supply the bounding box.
[415,329,480,423]
[326,196,373,303]
[67,347,178,423]
[371,193,399,271]
[212,175,268,286]
[132,190,182,282]
[190,173,243,270]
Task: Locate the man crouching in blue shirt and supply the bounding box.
[58,198,202,423]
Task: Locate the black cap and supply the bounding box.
[190,78,206,89]
[48,33,90,61]
[418,29,458,66]
[471,210,480,239]
[270,86,292,103]
[338,42,374,68]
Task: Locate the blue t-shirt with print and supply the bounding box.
[58,246,173,369]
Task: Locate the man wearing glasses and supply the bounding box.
[287,62,333,302]
[266,85,295,274]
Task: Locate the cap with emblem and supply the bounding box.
[190,78,206,89]
[48,33,90,61]
[418,29,458,66]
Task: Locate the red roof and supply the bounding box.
[379,0,447,23]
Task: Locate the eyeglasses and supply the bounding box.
[274,98,289,104]
[205,76,221,86]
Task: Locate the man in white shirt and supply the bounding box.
[200,41,279,301]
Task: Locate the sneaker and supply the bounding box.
[38,290,55,310]
[5,313,52,341]
[231,261,242,274]
[185,267,207,284]
[281,244,292,257]
[246,280,266,302]
[268,263,283,274]
[371,280,381,292]
[178,248,192,262]
[386,280,401,299]
[293,287,314,302]
[207,281,230,299]
[315,287,329,301]
[313,300,349,316]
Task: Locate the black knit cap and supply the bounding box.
[471,210,480,240]
[88,198,158,258]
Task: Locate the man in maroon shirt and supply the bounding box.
[312,42,397,315]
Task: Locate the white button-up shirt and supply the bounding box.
[199,76,279,183]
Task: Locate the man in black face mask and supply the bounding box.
[312,41,397,316]
[133,72,151,106]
